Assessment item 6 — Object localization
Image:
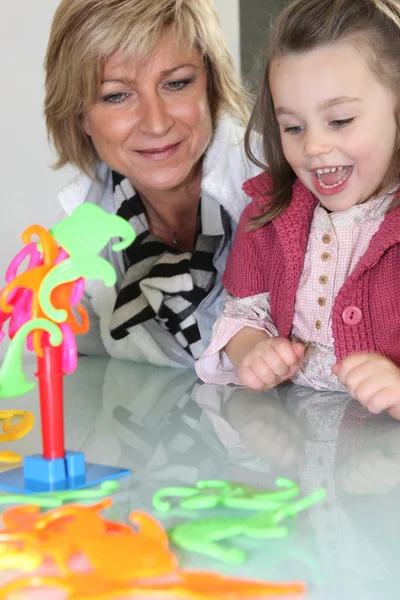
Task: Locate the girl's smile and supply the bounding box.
[312,165,353,195]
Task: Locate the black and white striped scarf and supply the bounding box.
[109,172,220,358]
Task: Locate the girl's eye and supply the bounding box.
[101,92,130,104]
[330,117,355,128]
[283,125,304,135]
[164,78,193,91]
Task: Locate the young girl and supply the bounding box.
[196,0,400,419]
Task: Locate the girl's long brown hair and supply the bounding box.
[245,0,400,229]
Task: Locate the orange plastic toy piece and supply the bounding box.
[51,281,89,335]
[0,500,306,600]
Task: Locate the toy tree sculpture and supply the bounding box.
[0,205,135,492]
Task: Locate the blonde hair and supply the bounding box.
[45,0,249,175]
[245,0,400,229]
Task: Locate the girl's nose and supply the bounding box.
[303,128,332,158]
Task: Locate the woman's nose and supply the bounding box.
[303,127,332,158]
[137,95,174,138]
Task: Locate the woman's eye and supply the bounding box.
[283,125,304,135]
[330,117,355,128]
[164,78,192,91]
[101,92,130,104]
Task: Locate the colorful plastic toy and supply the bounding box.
[0,205,136,493]
[0,499,306,599]
[167,486,326,563]
[41,204,135,322]
[153,477,301,512]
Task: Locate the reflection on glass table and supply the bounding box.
[1,357,400,599]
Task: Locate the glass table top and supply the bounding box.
[2,356,400,599]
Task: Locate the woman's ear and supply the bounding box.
[81,114,92,137]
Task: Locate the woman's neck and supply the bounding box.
[133,166,202,231]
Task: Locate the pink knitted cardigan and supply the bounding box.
[222,172,400,365]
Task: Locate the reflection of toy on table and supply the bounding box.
[0,499,306,599]
[0,205,135,493]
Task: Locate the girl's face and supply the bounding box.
[270,41,398,211]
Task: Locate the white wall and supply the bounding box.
[214,0,241,73]
[0,0,240,356]
[1,0,77,250]
[0,1,76,338]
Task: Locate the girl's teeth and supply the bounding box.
[315,166,351,189]
[316,167,344,174]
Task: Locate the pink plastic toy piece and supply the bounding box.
[60,323,78,374]
[6,243,42,284]
[1,242,43,345]
[8,290,33,339]
[0,289,32,345]
[70,278,85,306]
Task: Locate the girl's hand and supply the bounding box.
[238,336,304,390]
[332,354,400,419]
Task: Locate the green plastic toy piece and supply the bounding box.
[153,477,300,512]
[0,319,62,398]
[169,514,288,564]
[49,479,120,502]
[0,480,120,509]
[167,486,326,564]
[40,204,136,322]
[0,493,60,509]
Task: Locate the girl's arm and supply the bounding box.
[196,292,277,384]
[196,292,303,390]
[225,327,304,391]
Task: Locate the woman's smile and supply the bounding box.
[134,140,183,161]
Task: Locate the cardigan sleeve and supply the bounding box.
[222,200,268,297]
[196,292,278,384]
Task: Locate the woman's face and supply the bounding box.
[83,27,212,196]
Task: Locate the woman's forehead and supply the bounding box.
[103,30,203,80]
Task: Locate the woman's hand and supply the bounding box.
[332,354,400,419]
[237,336,304,391]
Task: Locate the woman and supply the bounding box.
[45,0,261,367]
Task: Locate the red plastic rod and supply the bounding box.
[36,343,65,460]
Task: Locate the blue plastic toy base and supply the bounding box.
[0,451,130,493]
